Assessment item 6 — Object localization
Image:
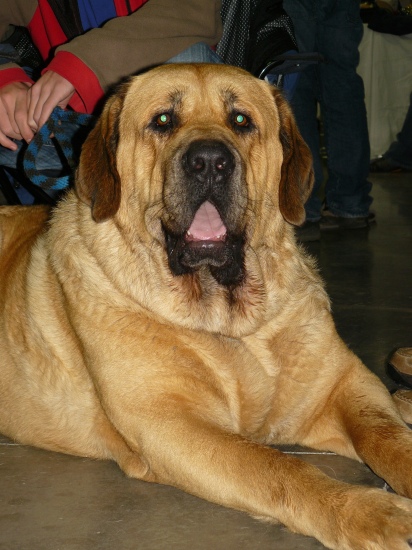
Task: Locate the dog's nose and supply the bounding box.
[183,140,235,184]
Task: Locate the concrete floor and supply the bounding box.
[1,171,411,549]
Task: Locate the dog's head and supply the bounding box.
[76,64,313,288]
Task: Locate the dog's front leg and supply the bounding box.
[332,361,412,500]
[125,407,412,550]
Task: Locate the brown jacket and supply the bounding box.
[0,0,222,113]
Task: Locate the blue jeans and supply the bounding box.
[283,0,372,220]
[166,41,223,64]
[383,92,412,171]
[0,42,223,203]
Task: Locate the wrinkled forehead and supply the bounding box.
[122,64,279,126]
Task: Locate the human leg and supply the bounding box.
[0,136,72,172]
[166,42,224,64]
[288,68,324,223]
[318,0,373,219]
[0,121,83,204]
[283,0,324,224]
[370,92,412,172]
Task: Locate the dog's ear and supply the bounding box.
[273,90,314,227]
[76,87,127,223]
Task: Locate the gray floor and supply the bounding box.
[1,171,411,549]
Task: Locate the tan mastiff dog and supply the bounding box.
[1,64,412,549]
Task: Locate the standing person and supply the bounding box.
[370,91,412,173]
[0,0,222,200]
[283,0,373,242]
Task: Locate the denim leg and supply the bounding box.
[384,92,412,170]
[283,0,323,221]
[318,1,372,218]
[166,42,224,64]
[283,0,372,219]
[0,44,21,66]
[0,121,83,172]
[0,138,63,171]
[288,66,324,221]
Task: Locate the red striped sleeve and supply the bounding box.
[113,0,149,16]
[44,51,104,114]
[0,68,33,89]
[27,0,68,61]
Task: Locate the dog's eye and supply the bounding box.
[234,113,249,127]
[231,112,253,133]
[156,113,172,126]
[150,112,175,133]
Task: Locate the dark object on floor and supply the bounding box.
[392,389,412,424]
[295,210,376,241]
[319,210,376,231]
[370,157,410,174]
[388,347,412,389]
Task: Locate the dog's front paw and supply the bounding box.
[337,487,412,550]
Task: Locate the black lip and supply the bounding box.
[164,229,245,287]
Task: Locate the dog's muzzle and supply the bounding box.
[183,140,235,193]
[163,139,246,287]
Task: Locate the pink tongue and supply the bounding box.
[187,201,227,241]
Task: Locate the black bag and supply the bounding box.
[3,25,43,77]
[217,0,322,89]
[217,0,297,73]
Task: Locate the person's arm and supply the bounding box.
[0,81,32,149]
[0,1,38,147]
[1,0,222,145]
[46,0,222,114]
[26,71,75,132]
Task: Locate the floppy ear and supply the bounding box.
[273,90,314,227]
[76,86,128,223]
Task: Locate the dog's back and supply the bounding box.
[0,205,50,268]
[0,204,100,454]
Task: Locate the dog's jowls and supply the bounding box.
[1,64,412,549]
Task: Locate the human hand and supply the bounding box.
[0,81,33,150]
[27,71,75,132]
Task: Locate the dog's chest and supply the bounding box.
[214,334,315,444]
[201,335,281,438]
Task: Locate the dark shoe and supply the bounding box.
[387,347,412,388]
[319,209,376,231]
[392,389,412,424]
[295,221,320,242]
[369,157,409,173]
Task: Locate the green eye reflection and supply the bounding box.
[157,113,171,126]
[235,113,249,127]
